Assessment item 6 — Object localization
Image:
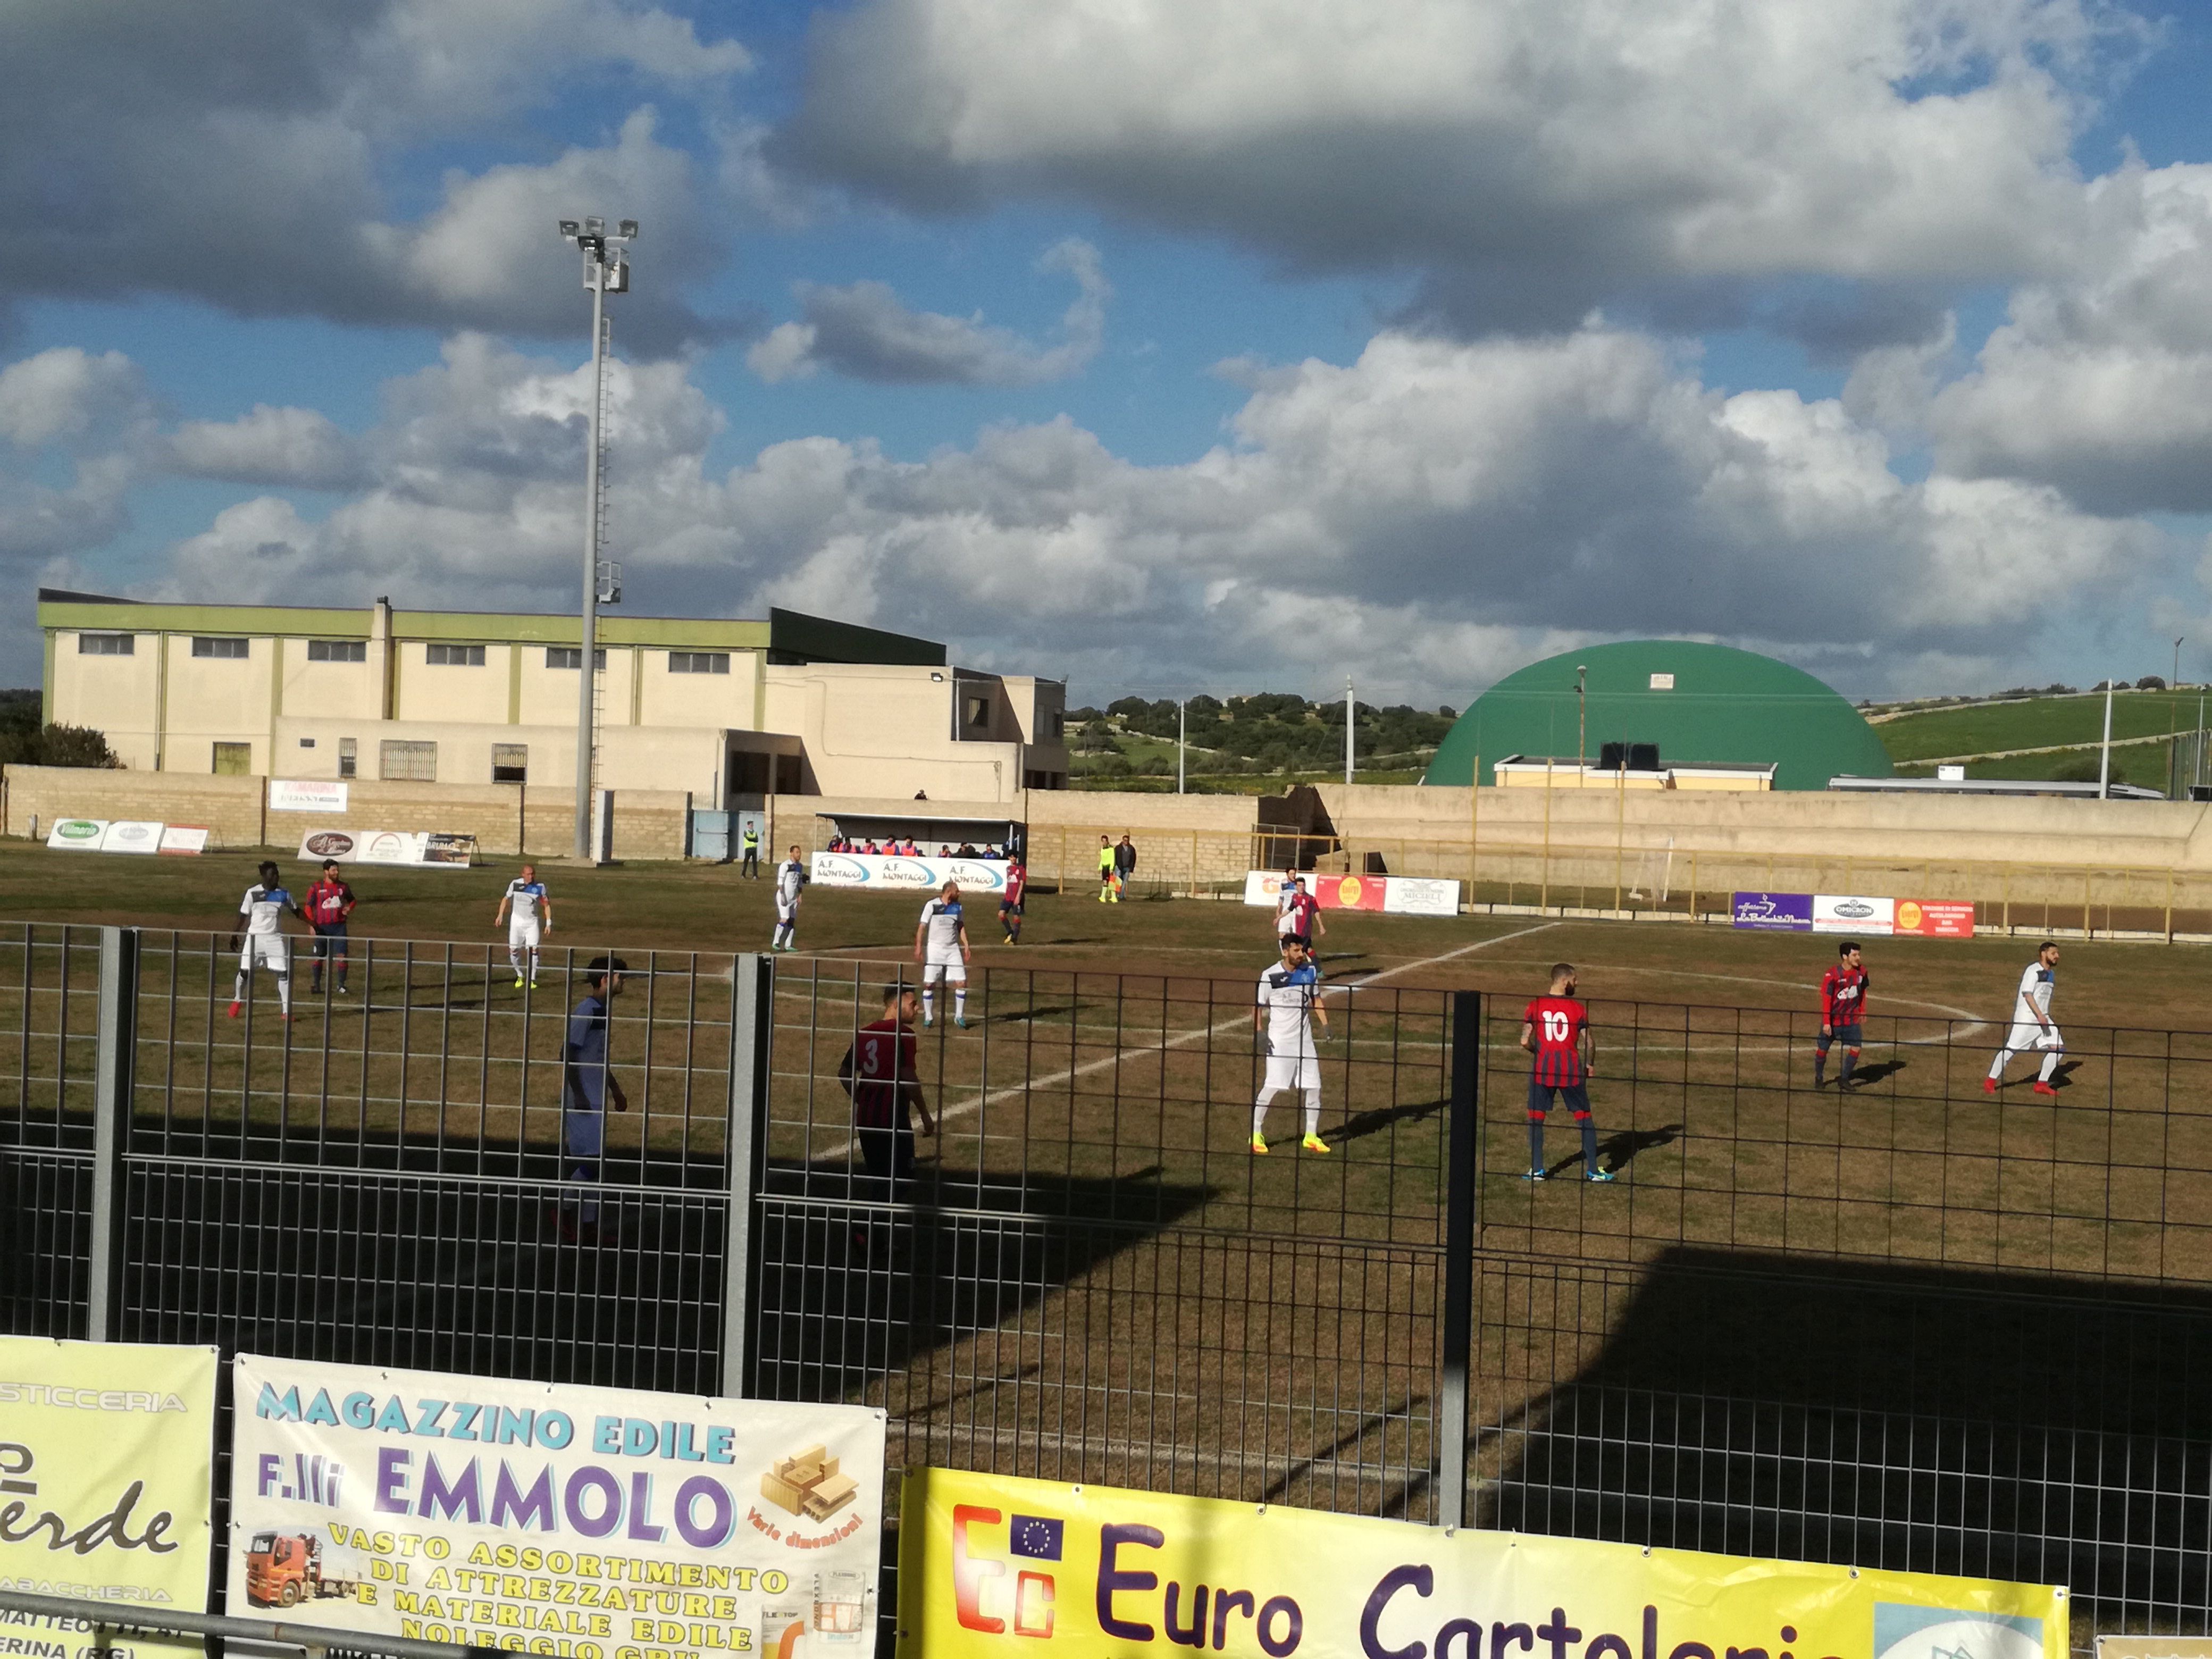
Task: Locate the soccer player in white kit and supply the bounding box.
[493,864,552,987]
[914,881,971,1027]
[1986,940,2064,1096]
[227,860,303,1020]
[771,845,808,951]
[1252,936,1330,1155]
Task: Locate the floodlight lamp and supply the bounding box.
[584,216,606,235]
[559,219,581,237]
[618,220,639,239]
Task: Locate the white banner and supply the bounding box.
[1382,876,1462,917]
[297,829,476,868]
[809,852,1008,893]
[160,825,211,856]
[1813,893,1896,935]
[228,1355,886,1654]
[46,817,106,850]
[270,779,349,813]
[102,819,165,854]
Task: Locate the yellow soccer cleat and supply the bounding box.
[1302,1134,1331,1154]
[1250,1133,1269,1155]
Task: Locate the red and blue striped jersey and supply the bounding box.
[1526,995,1589,1086]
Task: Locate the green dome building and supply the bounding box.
[1424,641,1893,792]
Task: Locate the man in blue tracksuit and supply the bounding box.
[560,955,630,1241]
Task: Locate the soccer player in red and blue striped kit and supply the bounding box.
[1520,962,1614,1183]
[1815,941,1869,1089]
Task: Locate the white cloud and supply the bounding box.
[169,405,364,490]
[749,238,1111,384]
[782,0,2138,326]
[0,349,146,448]
[55,322,2149,700]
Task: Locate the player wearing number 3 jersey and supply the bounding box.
[1521,962,1613,1182]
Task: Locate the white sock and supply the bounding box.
[275,975,291,1014]
[509,944,523,975]
[1251,1100,1269,1137]
[2039,1050,2062,1082]
[233,971,248,1002]
[922,990,935,1020]
[954,989,967,1021]
[1303,1091,1321,1137]
[1988,1049,2015,1080]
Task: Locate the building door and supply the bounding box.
[212,742,252,775]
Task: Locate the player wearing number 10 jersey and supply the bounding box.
[1520,962,1613,1183]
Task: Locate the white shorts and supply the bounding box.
[509,916,543,950]
[240,935,289,972]
[2005,1021,2063,1052]
[1262,1050,1321,1094]
[776,899,800,923]
[923,960,967,985]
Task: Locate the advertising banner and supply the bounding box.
[270,780,349,814]
[1814,894,1897,935]
[0,1336,219,1659]
[810,853,1008,893]
[45,818,106,851]
[1897,900,1976,939]
[158,826,211,856]
[297,830,476,868]
[1730,892,1814,931]
[1243,873,1463,917]
[1382,877,1461,917]
[900,1467,2066,1659]
[228,1355,887,1656]
[100,820,165,855]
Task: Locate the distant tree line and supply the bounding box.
[0,690,119,768]
[1065,693,1459,777]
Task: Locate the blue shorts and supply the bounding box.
[1817,1023,1863,1052]
[1527,1080,1591,1119]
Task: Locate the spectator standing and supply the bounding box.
[559,955,631,1241]
[1000,856,1028,944]
[740,821,760,878]
[304,858,356,996]
[1115,833,1137,894]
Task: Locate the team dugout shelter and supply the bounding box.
[816,812,1025,859]
[1423,640,1894,793]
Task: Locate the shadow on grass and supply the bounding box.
[1595,1122,1683,1172]
[1484,1246,2212,1625]
[1334,1094,1448,1145]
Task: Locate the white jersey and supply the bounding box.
[1257,961,1321,1057]
[919,898,967,963]
[505,878,547,922]
[2012,961,2057,1026]
[776,860,807,904]
[240,885,292,936]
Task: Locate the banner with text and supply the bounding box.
[1243,872,1461,918]
[0,1336,219,1659]
[228,1355,887,1656]
[1733,893,1974,939]
[270,780,349,814]
[900,1467,2065,1659]
[809,853,1009,893]
[296,829,477,868]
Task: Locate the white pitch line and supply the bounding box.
[810,920,1563,1159]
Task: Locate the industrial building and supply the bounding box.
[1424,641,1893,792]
[37,590,1068,805]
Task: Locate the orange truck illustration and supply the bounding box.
[245,1532,363,1607]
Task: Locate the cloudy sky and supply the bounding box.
[7,0,2212,703]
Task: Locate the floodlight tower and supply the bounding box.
[556,215,638,862]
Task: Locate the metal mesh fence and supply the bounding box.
[6,923,2212,1646]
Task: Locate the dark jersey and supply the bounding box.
[1525,995,1589,1087]
[1820,964,1869,1028]
[844,1017,917,1129]
[304,878,355,927]
[1002,865,1027,906]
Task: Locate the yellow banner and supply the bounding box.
[899,1469,2066,1659]
[0,1336,219,1659]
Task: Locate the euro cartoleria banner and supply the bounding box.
[0,1337,218,1659]
[229,1355,886,1659]
[898,1468,2065,1659]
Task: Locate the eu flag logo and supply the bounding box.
[1009,1515,1063,1561]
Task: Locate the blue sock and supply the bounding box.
[1528,1118,1545,1170]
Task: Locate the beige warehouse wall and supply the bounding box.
[3,768,266,845]
[274,717,726,798]
[50,631,164,768]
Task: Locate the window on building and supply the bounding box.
[426,643,486,666]
[77,633,134,656]
[191,637,249,659]
[380,740,437,781]
[1049,709,1066,739]
[545,647,608,669]
[491,743,528,784]
[338,737,357,779]
[669,651,730,674]
[298,738,316,749]
[212,742,252,775]
[307,639,367,662]
[965,694,992,730]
